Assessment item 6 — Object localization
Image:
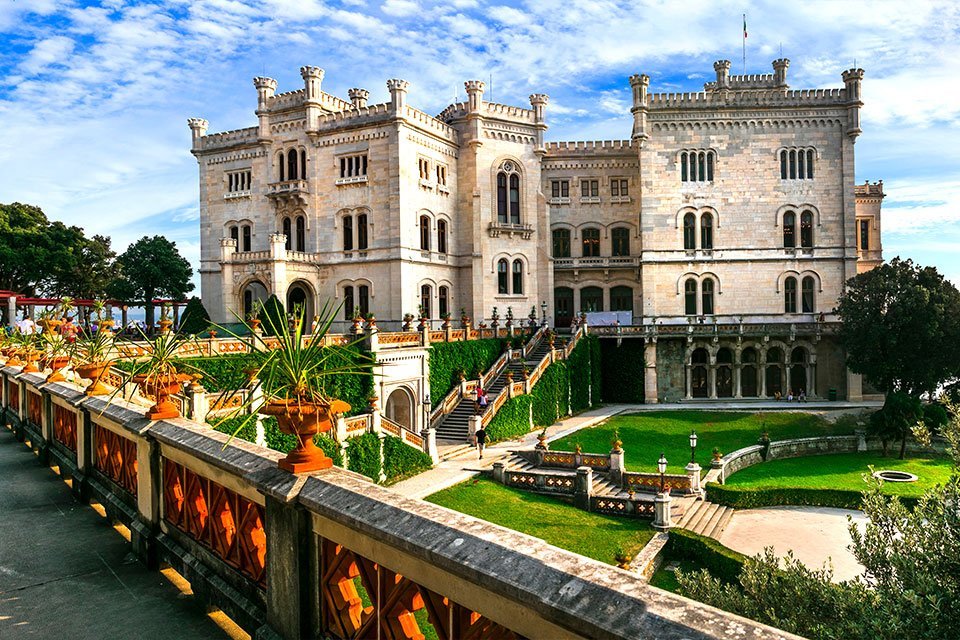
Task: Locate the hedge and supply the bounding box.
[531,362,568,427]
[705,482,920,511]
[346,432,382,481]
[600,339,645,402]
[210,414,259,444]
[383,435,434,484]
[567,335,602,412]
[179,296,211,335]
[428,338,505,407]
[666,527,746,585]
[486,395,533,443]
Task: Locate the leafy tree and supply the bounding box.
[837,258,960,397]
[868,391,922,459]
[179,296,210,335]
[40,233,118,302]
[260,294,286,336]
[110,236,194,329]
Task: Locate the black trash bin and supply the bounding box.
[828,388,837,401]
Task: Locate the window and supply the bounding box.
[581,179,599,198]
[437,220,447,254]
[277,151,285,181]
[580,286,603,312]
[229,225,239,249]
[581,228,601,257]
[509,174,520,224]
[418,157,430,180]
[800,211,813,248]
[611,179,629,197]
[784,276,798,313]
[358,285,369,317]
[700,213,714,250]
[343,286,354,320]
[859,219,870,251]
[779,149,815,180]
[287,149,298,181]
[438,286,449,318]
[783,211,796,248]
[801,276,815,313]
[342,215,353,251]
[683,213,696,250]
[495,162,521,224]
[357,214,368,250]
[295,215,305,252]
[497,259,508,294]
[684,279,697,315]
[701,278,715,315]
[227,170,251,193]
[552,228,571,258]
[300,149,306,179]
[512,260,523,295]
[241,225,251,252]
[419,215,431,251]
[680,150,715,182]
[420,285,432,318]
[551,180,570,198]
[436,164,447,186]
[610,286,633,313]
[496,173,507,223]
[611,227,630,256]
[283,217,292,250]
[339,154,368,179]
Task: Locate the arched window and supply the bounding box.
[343,286,354,320]
[700,213,714,250]
[580,286,603,312]
[780,150,787,179]
[242,225,251,252]
[295,215,305,252]
[229,225,239,249]
[701,278,715,315]
[789,149,797,179]
[681,150,715,182]
[278,151,285,181]
[683,213,696,250]
[582,227,600,257]
[806,149,814,179]
[437,220,447,254]
[800,211,813,248]
[784,276,798,313]
[684,279,697,315]
[283,217,292,250]
[552,228,571,258]
[512,259,523,294]
[342,215,353,251]
[438,286,449,317]
[611,227,630,256]
[358,285,369,317]
[420,285,432,318]
[300,149,306,179]
[357,214,368,250]
[287,149,298,181]
[496,173,507,223]
[509,174,520,224]
[497,259,508,294]
[610,286,633,313]
[681,152,688,181]
[783,211,796,248]
[419,215,431,251]
[801,276,815,313]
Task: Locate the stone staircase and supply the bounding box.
[501,453,656,504]
[674,497,734,539]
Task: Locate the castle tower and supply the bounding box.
[300,66,325,124]
[464,80,485,113]
[713,60,731,89]
[348,88,369,109]
[187,118,208,150]
[253,76,277,139]
[387,79,410,112]
[529,94,549,153]
[842,68,865,140]
[629,74,650,142]
[772,58,790,87]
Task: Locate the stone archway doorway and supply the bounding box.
[385,388,414,430]
[241,280,268,320]
[286,281,314,333]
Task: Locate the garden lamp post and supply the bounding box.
[686,432,703,497]
[540,300,548,327]
[689,430,698,463]
[657,452,667,493]
[421,392,439,464]
[653,452,672,530]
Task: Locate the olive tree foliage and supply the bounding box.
[676,401,960,640]
[837,258,960,397]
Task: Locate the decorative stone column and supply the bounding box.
[574,466,593,511]
[734,365,742,398]
[708,359,718,399]
[609,445,625,486]
[856,428,868,452]
[468,415,481,445]
[653,492,673,530]
[686,461,703,497]
[422,426,439,465]
[644,340,658,404]
[492,461,505,484]
[684,365,693,400]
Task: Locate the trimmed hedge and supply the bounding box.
[486,395,533,443]
[346,432,382,481]
[705,482,920,511]
[667,527,746,585]
[567,334,602,412]
[210,414,259,443]
[600,339,645,403]
[383,435,434,484]
[428,338,505,407]
[531,361,568,427]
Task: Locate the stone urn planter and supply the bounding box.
[38,319,63,336]
[159,318,174,334]
[249,318,262,333]
[45,355,71,383]
[260,398,351,473]
[75,362,112,396]
[134,372,194,420]
[22,351,41,373]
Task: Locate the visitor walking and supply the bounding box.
[475,387,488,415]
[475,426,487,459]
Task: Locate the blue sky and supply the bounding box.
[2,0,959,287]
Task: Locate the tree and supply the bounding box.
[837,258,960,397]
[179,296,210,335]
[260,294,286,336]
[868,392,922,459]
[110,236,194,329]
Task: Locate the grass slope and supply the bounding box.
[425,477,654,565]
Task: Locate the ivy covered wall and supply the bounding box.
[600,339,646,403]
[428,338,506,407]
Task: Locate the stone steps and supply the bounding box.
[676,499,733,539]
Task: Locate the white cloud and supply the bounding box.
[381,0,419,18]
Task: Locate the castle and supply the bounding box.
[190,59,884,403]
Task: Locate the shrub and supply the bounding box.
[486,395,533,442]
[346,432,382,481]
[922,402,949,432]
[210,414,258,443]
[705,482,920,511]
[179,296,211,335]
[567,335,601,412]
[531,361,568,427]
[428,338,505,406]
[261,294,286,336]
[667,527,746,585]
[383,435,433,483]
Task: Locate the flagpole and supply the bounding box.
[742,13,746,74]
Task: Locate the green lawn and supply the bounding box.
[551,410,847,474]
[724,452,953,499]
[425,477,654,565]
[649,559,704,593]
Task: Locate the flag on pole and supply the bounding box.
[743,14,748,39]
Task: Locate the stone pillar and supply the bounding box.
[121,306,128,331]
[847,369,862,401]
[760,366,767,398]
[135,434,162,567]
[734,365,742,398]
[260,493,311,640]
[609,447,625,486]
[684,365,692,400]
[644,340,658,404]
[492,461,505,484]
[708,364,717,400]
[422,427,439,465]
[653,492,673,530]
[574,466,593,511]
[686,462,703,497]
[334,415,348,442]
[785,365,792,396]
[187,384,207,421]
[468,415,481,444]
[6,295,15,329]
[856,429,867,452]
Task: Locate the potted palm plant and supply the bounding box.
[71,327,117,396]
[41,333,71,383]
[123,330,200,420]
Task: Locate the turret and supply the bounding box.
[529,94,549,153]
[772,58,790,87]
[348,88,369,109]
[187,118,208,150]
[464,80,485,113]
[713,60,731,89]
[301,66,324,126]
[253,76,277,140]
[387,79,410,112]
[842,67,865,140]
[629,74,650,142]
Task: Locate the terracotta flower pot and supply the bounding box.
[75,362,112,396]
[38,319,62,335]
[46,355,71,383]
[249,318,262,332]
[260,398,351,473]
[23,352,41,373]
[134,372,193,420]
[159,319,173,334]
[6,350,24,367]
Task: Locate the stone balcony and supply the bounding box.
[488,221,534,239]
[266,179,309,209]
[553,256,639,269]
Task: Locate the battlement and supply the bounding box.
[197,126,259,151]
[267,89,352,113]
[436,101,468,122]
[648,87,848,110]
[854,180,885,198]
[484,101,535,122]
[403,105,459,142]
[314,101,393,129]
[705,72,778,91]
[544,139,635,155]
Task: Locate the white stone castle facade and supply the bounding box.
[191,59,884,402]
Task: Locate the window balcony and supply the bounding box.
[488,221,534,239]
[610,195,632,204]
[579,196,601,205]
[267,179,309,196]
[553,256,639,269]
[547,196,571,205]
[224,190,252,200]
[335,175,368,186]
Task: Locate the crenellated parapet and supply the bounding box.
[854,180,884,199]
[544,139,635,155]
[191,126,259,154]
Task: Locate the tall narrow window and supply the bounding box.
[783,212,796,248]
[343,286,354,320]
[581,228,600,257]
[700,213,714,250]
[611,227,630,256]
[229,225,239,249]
[287,149,298,181]
[295,216,305,252]
[357,214,368,250]
[552,228,571,258]
[512,259,523,295]
[419,215,431,251]
[784,277,797,313]
[420,285,432,318]
[283,217,292,250]
[701,278,715,315]
[278,151,285,181]
[706,153,714,181]
[681,152,688,182]
[859,219,870,251]
[342,215,353,251]
[698,153,705,182]
[797,149,805,179]
[509,174,520,224]
[437,220,447,254]
[610,286,633,313]
[496,173,507,223]
[801,276,815,313]
[358,285,369,317]
[684,279,697,315]
[800,211,813,248]
[780,150,787,179]
[683,213,696,250]
[438,286,449,318]
[789,150,797,179]
[242,225,251,252]
[497,259,508,294]
[806,149,814,179]
[300,149,306,179]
